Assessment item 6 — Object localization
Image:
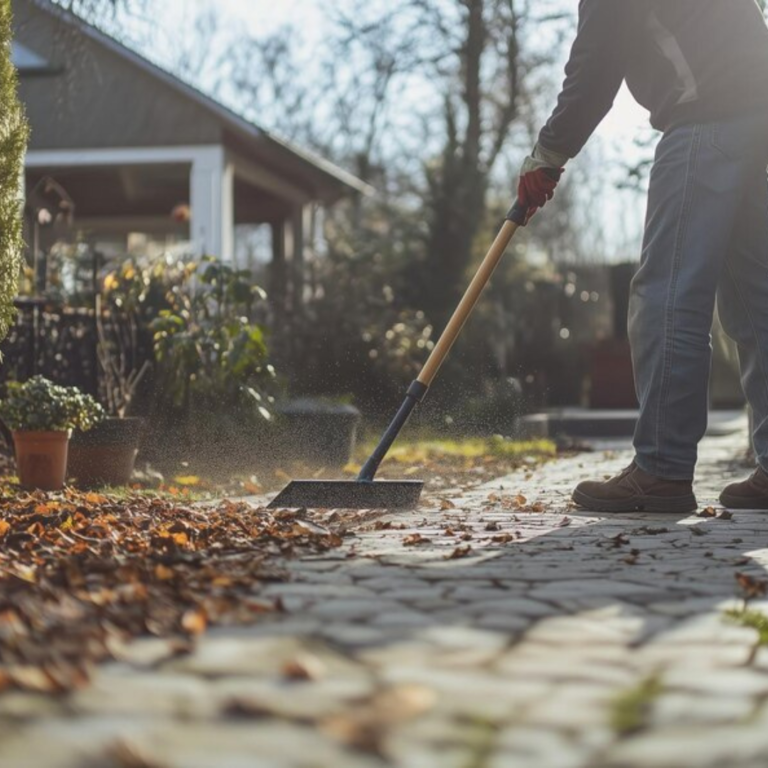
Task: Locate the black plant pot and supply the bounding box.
[68,417,145,487]
[274,400,361,468]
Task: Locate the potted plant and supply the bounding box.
[67,296,150,487]
[0,376,104,491]
[146,257,277,475]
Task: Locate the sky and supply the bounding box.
[139,0,653,256]
[146,0,651,147]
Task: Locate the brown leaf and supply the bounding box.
[623,549,640,565]
[322,685,435,755]
[181,608,207,635]
[281,654,326,681]
[0,520,9,538]
[439,499,456,511]
[446,546,472,560]
[107,739,171,768]
[735,572,768,600]
[84,492,109,506]
[8,666,58,693]
[154,564,175,581]
[403,533,430,546]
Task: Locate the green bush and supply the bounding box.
[0,0,29,345]
[0,376,104,432]
[101,255,277,469]
[149,258,276,421]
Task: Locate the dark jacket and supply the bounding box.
[539,0,768,158]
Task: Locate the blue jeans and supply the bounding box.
[630,110,768,480]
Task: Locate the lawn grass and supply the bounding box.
[0,434,560,501]
[355,433,557,464]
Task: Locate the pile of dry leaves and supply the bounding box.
[0,489,345,693]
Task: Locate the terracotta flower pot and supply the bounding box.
[12,430,71,491]
[68,417,144,487]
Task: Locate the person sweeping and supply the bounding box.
[520,0,768,512]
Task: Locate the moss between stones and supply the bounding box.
[724,608,768,647]
[610,675,664,736]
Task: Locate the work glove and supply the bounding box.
[517,144,568,224]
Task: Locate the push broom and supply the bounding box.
[269,195,541,510]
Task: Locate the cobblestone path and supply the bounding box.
[3,429,768,768]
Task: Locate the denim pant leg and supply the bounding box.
[717,167,768,472]
[629,122,747,480]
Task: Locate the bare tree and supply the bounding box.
[221,0,567,325]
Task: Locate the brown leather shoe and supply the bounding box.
[720,467,768,510]
[572,462,697,513]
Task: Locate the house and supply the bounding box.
[11,0,369,315]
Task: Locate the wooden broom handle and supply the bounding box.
[417,219,520,387]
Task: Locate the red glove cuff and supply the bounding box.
[518,168,561,211]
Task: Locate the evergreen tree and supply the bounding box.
[0,0,28,345]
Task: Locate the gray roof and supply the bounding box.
[26,0,372,197]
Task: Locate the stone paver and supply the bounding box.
[3,423,768,767]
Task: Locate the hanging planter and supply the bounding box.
[0,377,104,491]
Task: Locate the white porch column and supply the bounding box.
[190,146,234,262]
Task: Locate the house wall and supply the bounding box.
[13,0,223,150]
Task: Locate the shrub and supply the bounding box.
[0,0,29,345]
[100,255,277,470]
[0,376,104,432]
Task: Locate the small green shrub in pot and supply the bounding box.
[0,376,104,490]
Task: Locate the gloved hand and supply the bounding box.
[517,144,568,224]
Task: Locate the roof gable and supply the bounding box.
[15,0,370,196]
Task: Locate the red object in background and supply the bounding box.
[589,339,638,409]
[171,204,191,223]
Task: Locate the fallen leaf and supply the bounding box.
[154,564,175,581]
[446,546,472,560]
[107,738,170,768]
[281,654,326,681]
[8,666,58,693]
[181,608,207,635]
[735,572,768,600]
